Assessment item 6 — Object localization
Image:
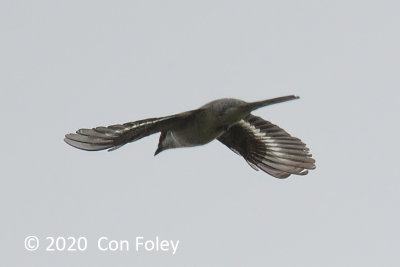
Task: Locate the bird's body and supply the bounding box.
[65,95,316,178]
[158,98,246,150]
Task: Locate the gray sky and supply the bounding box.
[2,0,399,266]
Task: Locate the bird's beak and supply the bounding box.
[154,147,162,156]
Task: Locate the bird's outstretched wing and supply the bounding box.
[64,111,196,151]
[217,115,315,178]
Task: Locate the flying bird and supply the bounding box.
[65,95,315,178]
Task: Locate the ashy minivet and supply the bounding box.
[65,95,315,178]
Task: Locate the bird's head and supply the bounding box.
[154,131,171,156]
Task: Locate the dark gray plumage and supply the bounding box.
[65,95,315,178]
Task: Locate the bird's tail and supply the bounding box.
[64,117,168,151]
[246,95,299,111]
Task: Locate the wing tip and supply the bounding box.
[64,135,111,151]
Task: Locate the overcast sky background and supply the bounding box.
[1,0,399,266]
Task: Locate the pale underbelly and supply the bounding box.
[168,127,224,147]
